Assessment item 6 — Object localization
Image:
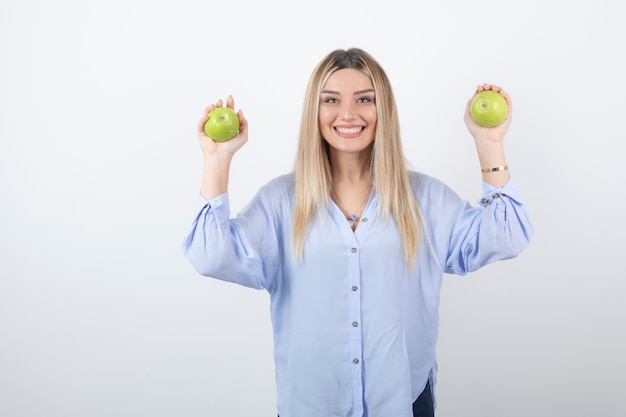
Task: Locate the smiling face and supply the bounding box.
[318,68,377,155]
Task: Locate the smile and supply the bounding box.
[335,126,364,134]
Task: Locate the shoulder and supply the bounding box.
[407,170,467,211]
[407,170,454,194]
[261,172,295,194]
[255,173,295,208]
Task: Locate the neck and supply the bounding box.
[330,173,373,231]
[329,149,372,183]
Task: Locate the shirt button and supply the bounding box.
[351,248,357,253]
[353,358,360,364]
[351,285,358,291]
[480,197,489,204]
[352,321,359,327]
[492,192,501,199]
[362,218,368,222]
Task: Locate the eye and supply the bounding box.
[357,96,374,104]
[323,97,339,104]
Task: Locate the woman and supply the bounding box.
[182,48,533,417]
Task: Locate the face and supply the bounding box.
[319,68,377,155]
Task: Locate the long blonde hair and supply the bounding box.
[292,48,424,265]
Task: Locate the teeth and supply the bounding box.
[336,127,362,134]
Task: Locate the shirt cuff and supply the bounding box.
[196,191,231,220]
[478,177,523,206]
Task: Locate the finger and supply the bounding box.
[197,117,208,134]
[482,83,503,92]
[197,105,215,131]
[237,109,247,134]
[226,95,235,109]
[498,88,511,101]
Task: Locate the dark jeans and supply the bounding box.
[412,379,435,417]
[278,379,434,417]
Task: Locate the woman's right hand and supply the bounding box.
[197,95,248,156]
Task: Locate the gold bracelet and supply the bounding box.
[481,165,509,173]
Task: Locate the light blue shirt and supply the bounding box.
[182,171,533,417]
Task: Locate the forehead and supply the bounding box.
[322,68,373,92]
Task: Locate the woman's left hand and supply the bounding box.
[464,83,512,143]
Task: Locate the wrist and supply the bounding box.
[481,165,508,173]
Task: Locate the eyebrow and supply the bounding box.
[321,88,376,95]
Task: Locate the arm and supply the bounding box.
[196,95,248,199]
[182,190,279,290]
[440,179,534,275]
[183,96,274,289]
[463,84,512,188]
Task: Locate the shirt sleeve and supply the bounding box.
[443,177,534,275]
[181,189,280,290]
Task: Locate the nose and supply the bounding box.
[341,101,356,120]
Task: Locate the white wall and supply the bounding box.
[1,0,624,416]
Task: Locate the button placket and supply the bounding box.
[347,238,363,385]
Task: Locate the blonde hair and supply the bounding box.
[292,48,424,265]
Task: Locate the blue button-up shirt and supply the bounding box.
[182,171,533,417]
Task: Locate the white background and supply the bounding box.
[1,0,624,416]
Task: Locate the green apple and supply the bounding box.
[470,90,508,127]
[203,106,240,141]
